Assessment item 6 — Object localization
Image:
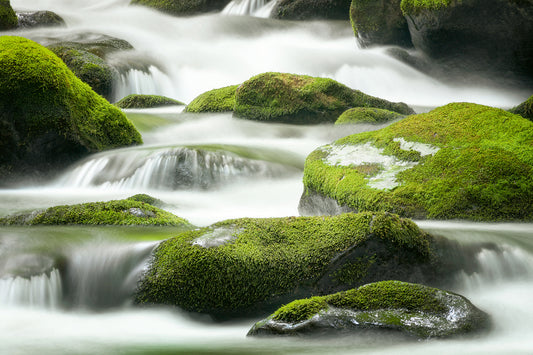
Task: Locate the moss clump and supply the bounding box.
[400,0,453,15]
[249,280,490,338]
[116,94,184,109]
[0,0,17,30]
[510,94,533,121]
[127,193,164,207]
[0,36,142,181]
[301,102,533,221]
[0,196,191,227]
[130,0,231,16]
[233,72,414,124]
[336,107,405,125]
[135,212,442,318]
[185,85,238,113]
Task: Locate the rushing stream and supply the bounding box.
[1,0,533,354]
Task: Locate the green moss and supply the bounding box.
[335,107,405,125]
[400,0,453,15]
[302,102,533,220]
[0,36,142,173]
[135,212,435,317]
[272,296,328,323]
[185,85,238,113]
[127,194,164,206]
[116,94,185,109]
[0,0,17,30]
[233,72,414,124]
[510,94,533,121]
[0,197,191,227]
[130,0,230,16]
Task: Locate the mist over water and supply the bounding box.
[2,0,533,354]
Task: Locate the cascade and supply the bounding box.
[113,65,176,103]
[0,269,62,309]
[222,0,277,17]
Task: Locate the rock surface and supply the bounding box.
[186,85,238,113]
[272,0,351,20]
[130,0,232,16]
[335,107,405,125]
[116,94,184,109]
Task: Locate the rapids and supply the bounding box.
[1,0,532,354]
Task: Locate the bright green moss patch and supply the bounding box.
[336,107,405,125]
[400,0,453,15]
[0,0,17,30]
[0,196,191,226]
[301,102,533,220]
[510,94,533,121]
[185,85,238,113]
[233,72,414,124]
[250,280,490,338]
[0,36,142,180]
[135,212,440,318]
[116,94,185,109]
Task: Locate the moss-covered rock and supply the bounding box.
[130,0,232,16]
[300,102,533,221]
[185,85,238,113]
[0,36,142,184]
[272,0,351,21]
[335,107,405,125]
[248,280,490,339]
[400,0,533,84]
[16,10,65,28]
[233,72,414,124]
[510,95,533,121]
[0,196,191,227]
[134,212,468,319]
[350,0,412,48]
[0,0,17,30]
[116,94,184,109]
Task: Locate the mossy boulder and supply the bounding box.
[0,196,191,227]
[335,107,405,125]
[272,0,351,21]
[116,94,184,109]
[248,280,490,339]
[510,95,533,121]
[0,0,17,30]
[185,85,238,113]
[0,36,142,184]
[400,0,533,84]
[130,0,232,16]
[16,10,65,28]
[350,0,412,48]
[233,72,414,124]
[134,212,470,319]
[300,102,533,221]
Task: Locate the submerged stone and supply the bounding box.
[116,94,185,109]
[248,280,490,339]
[0,196,191,227]
[135,212,473,319]
[233,72,414,124]
[16,10,65,28]
[0,36,141,184]
[300,103,533,221]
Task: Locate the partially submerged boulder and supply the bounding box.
[233,72,414,124]
[16,10,65,28]
[335,107,405,125]
[300,103,533,221]
[510,94,533,121]
[135,212,469,319]
[0,36,142,184]
[350,0,411,48]
[272,0,351,21]
[116,94,184,109]
[0,196,191,227]
[248,280,490,339]
[0,0,17,30]
[185,85,238,113]
[130,0,232,16]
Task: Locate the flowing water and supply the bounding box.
[2,0,533,354]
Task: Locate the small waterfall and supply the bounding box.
[64,241,157,309]
[113,65,176,102]
[55,146,297,191]
[0,269,62,309]
[222,0,277,18]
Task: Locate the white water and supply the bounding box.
[2,0,533,354]
[222,0,277,18]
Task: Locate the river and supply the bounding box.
[1,0,532,354]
